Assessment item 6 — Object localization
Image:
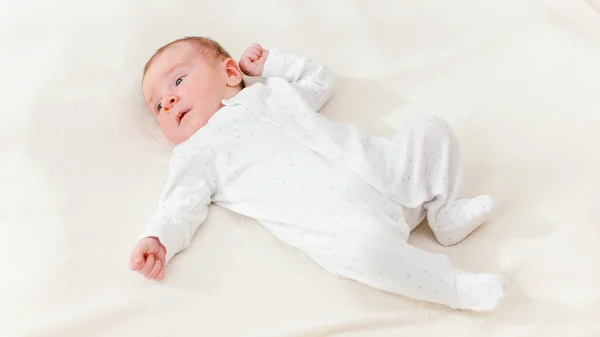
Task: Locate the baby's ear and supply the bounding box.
[223,58,243,87]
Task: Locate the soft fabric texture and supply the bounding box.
[2,0,600,336]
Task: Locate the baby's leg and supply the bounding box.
[314,234,508,311]
[389,116,500,245]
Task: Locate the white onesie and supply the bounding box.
[140,49,507,311]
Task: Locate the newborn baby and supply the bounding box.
[130,36,508,311]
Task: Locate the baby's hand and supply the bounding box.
[130,237,166,281]
[239,43,269,77]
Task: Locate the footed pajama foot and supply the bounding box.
[434,195,501,246]
[453,272,509,312]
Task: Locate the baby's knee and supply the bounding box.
[412,115,451,132]
[407,116,457,144]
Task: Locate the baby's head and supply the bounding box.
[142,37,244,144]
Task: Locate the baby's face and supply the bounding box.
[142,42,232,144]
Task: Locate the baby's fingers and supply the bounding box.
[140,253,155,276]
[147,259,163,280]
[249,43,263,55]
[130,249,146,271]
[244,50,259,62]
[131,257,142,271]
[241,55,253,66]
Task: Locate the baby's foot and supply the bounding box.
[454,272,509,312]
[434,195,500,246]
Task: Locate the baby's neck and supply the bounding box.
[222,86,243,102]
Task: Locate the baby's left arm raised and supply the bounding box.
[239,43,336,112]
[261,48,336,112]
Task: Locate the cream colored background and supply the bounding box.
[1,0,599,336]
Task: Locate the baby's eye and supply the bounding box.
[175,77,184,86]
[157,103,162,113]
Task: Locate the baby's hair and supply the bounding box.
[143,36,245,88]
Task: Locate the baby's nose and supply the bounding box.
[163,95,179,112]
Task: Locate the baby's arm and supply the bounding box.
[129,146,213,280]
[239,43,336,111]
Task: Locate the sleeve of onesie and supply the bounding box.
[261,48,336,112]
[138,145,213,264]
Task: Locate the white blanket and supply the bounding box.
[2,0,599,336]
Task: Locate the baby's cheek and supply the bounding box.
[158,119,182,144]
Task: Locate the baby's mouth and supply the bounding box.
[177,109,190,124]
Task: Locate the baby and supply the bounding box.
[130,36,508,311]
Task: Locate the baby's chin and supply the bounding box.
[163,125,196,145]
[175,118,208,144]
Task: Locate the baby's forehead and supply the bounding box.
[165,40,202,56]
[142,42,209,100]
[145,43,210,78]
[151,43,197,67]
[143,44,192,80]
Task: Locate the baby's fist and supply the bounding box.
[239,43,269,77]
[130,237,166,281]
